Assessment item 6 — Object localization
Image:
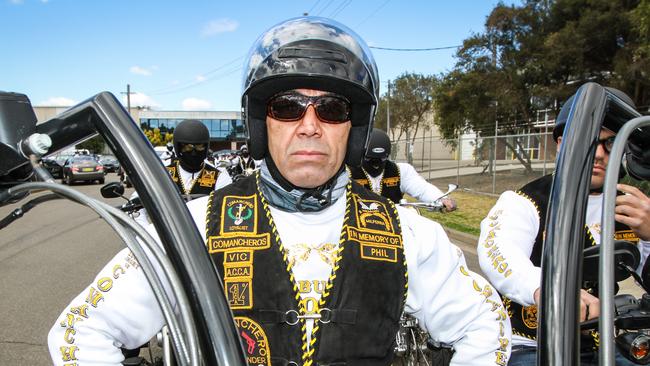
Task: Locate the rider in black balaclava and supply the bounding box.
[173,119,209,173]
[362,129,391,177]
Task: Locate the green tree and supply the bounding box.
[141,127,172,147]
[434,0,649,173]
[375,73,437,163]
[77,135,105,154]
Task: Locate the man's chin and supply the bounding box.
[286,171,334,188]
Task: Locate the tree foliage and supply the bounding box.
[76,136,105,154]
[375,72,437,163]
[142,128,173,147]
[431,0,649,172]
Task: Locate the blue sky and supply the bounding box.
[1,0,514,112]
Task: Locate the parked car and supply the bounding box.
[99,156,120,173]
[61,155,105,185]
[40,157,63,178]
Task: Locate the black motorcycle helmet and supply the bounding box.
[363,128,391,177]
[241,16,380,168]
[553,85,644,183]
[173,119,209,173]
[553,87,636,142]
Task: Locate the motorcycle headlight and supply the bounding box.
[616,332,650,364]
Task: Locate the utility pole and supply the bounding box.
[386,80,391,135]
[121,84,135,118]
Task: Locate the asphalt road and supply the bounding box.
[0,173,483,365]
[0,173,131,365]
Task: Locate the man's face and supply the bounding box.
[557,128,616,190]
[590,129,616,190]
[266,89,351,188]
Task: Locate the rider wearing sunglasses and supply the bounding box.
[49,17,510,366]
[477,87,650,365]
[167,119,232,196]
[349,128,457,211]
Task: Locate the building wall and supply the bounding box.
[32,106,247,153]
[138,110,245,151]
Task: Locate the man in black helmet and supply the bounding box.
[167,119,231,195]
[49,17,510,366]
[477,86,650,365]
[230,144,258,178]
[349,128,457,211]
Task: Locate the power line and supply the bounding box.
[152,65,242,96]
[355,0,391,27]
[370,45,461,52]
[307,0,322,15]
[329,0,352,18]
[315,0,335,16]
[146,55,245,95]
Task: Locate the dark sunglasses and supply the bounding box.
[596,136,616,154]
[267,92,351,124]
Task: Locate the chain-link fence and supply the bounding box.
[391,132,556,196]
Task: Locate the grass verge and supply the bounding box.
[414,191,498,237]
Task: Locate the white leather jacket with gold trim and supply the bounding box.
[477,190,650,347]
[48,175,511,366]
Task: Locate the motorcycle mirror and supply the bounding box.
[583,241,640,282]
[435,184,459,201]
[100,182,125,199]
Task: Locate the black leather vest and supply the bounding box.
[166,159,219,195]
[503,174,639,344]
[349,161,403,203]
[206,173,407,366]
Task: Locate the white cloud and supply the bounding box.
[41,0,50,3]
[182,98,212,111]
[201,18,239,37]
[39,97,76,106]
[195,75,206,82]
[124,93,160,108]
[10,0,24,4]
[130,66,152,76]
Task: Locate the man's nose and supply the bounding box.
[297,105,322,136]
[594,140,608,159]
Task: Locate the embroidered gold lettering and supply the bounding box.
[347,227,402,247]
[226,251,252,263]
[97,277,113,292]
[298,280,312,293]
[69,304,89,319]
[209,234,270,252]
[60,313,80,328]
[225,265,252,278]
[85,287,103,307]
[360,244,398,262]
[63,328,76,344]
[112,265,125,279]
[59,346,78,361]
[312,280,325,294]
[301,297,319,314]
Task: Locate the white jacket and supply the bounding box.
[478,191,650,347]
[49,176,511,365]
[365,162,446,202]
